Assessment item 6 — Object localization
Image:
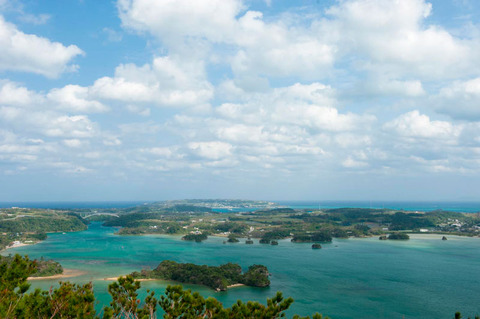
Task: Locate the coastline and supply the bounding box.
[103,276,246,290]
[28,268,87,281]
[1,241,40,254]
[226,283,245,289]
[103,276,158,281]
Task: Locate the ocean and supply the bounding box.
[1,200,479,212]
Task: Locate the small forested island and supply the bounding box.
[130,260,270,291]
[182,233,208,242]
[227,234,240,243]
[387,233,410,240]
[292,232,333,243]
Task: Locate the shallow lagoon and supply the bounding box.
[3,223,480,319]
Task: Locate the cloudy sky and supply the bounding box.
[1,0,480,202]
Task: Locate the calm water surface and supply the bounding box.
[3,223,480,319]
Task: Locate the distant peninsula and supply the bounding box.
[130,260,270,291]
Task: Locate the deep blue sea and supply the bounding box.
[1,200,479,212]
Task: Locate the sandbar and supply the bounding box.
[1,241,38,252]
[28,269,87,281]
[226,283,245,289]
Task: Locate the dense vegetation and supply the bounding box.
[0,255,63,277]
[182,233,208,242]
[387,233,410,240]
[0,211,87,233]
[227,234,239,243]
[0,254,326,318]
[261,229,291,243]
[131,260,270,291]
[0,209,88,250]
[291,231,332,243]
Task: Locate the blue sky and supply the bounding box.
[1,0,480,202]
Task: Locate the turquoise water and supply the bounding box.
[3,223,480,318]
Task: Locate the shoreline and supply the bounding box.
[1,241,41,254]
[28,268,87,281]
[103,276,246,290]
[226,283,245,289]
[103,276,158,281]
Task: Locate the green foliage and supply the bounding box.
[0,255,63,278]
[103,275,156,319]
[103,213,165,227]
[137,260,269,291]
[0,214,87,233]
[453,312,480,319]
[27,232,48,240]
[353,224,370,236]
[292,231,332,243]
[291,234,312,243]
[159,285,225,318]
[159,285,319,319]
[165,205,213,213]
[255,208,296,215]
[0,254,35,319]
[33,258,63,277]
[227,234,240,243]
[330,228,349,238]
[261,229,291,241]
[182,233,208,242]
[387,233,410,240]
[242,265,270,288]
[388,212,434,230]
[311,232,332,242]
[215,222,249,234]
[19,282,96,319]
[0,254,95,319]
[165,222,182,234]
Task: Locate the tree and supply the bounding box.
[103,275,157,319]
[0,254,36,319]
[1,254,96,319]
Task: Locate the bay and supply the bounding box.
[3,222,480,318]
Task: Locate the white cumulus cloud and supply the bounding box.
[0,15,84,78]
